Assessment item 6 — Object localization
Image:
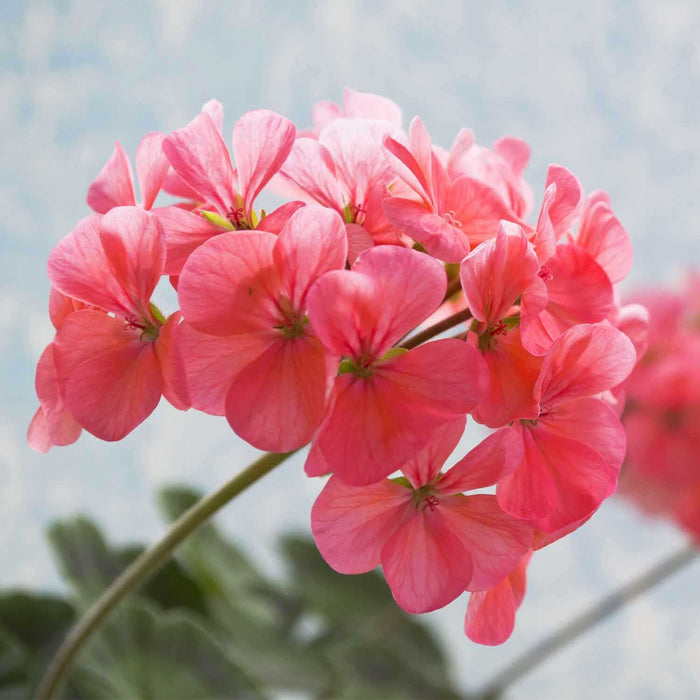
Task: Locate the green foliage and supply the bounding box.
[0,485,461,699]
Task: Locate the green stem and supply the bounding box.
[400,308,473,350]
[36,449,296,700]
[476,543,699,699]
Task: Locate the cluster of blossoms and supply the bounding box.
[28,89,642,645]
[618,274,700,541]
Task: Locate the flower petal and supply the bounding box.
[497,425,559,520]
[27,407,52,453]
[465,553,530,645]
[343,87,402,125]
[449,176,525,249]
[176,322,267,415]
[438,426,524,494]
[279,137,344,210]
[178,230,280,336]
[577,193,632,283]
[232,110,296,214]
[99,207,166,318]
[86,142,136,213]
[534,324,637,405]
[153,206,224,275]
[401,417,467,489]
[273,206,347,310]
[315,339,486,486]
[256,201,306,234]
[54,311,162,441]
[440,494,533,591]
[382,197,470,263]
[460,222,539,325]
[381,509,474,613]
[47,215,134,316]
[135,132,169,210]
[306,245,446,358]
[225,333,332,451]
[163,112,236,215]
[472,326,543,428]
[311,475,411,574]
[153,313,190,410]
[521,244,614,355]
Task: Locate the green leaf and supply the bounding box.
[157,487,330,692]
[279,535,459,697]
[0,625,27,689]
[116,545,208,616]
[47,517,122,600]
[0,594,78,699]
[72,601,260,699]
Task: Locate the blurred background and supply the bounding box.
[2,0,700,697]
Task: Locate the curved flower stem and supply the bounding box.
[476,543,699,699]
[400,308,473,351]
[36,449,296,700]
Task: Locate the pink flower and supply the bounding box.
[382,118,529,262]
[619,277,700,539]
[460,222,546,427]
[46,208,188,441]
[280,117,403,252]
[448,135,534,219]
[176,206,347,451]
[312,418,533,613]
[572,190,633,284]
[497,323,636,532]
[520,242,614,356]
[87,134,169,214]
[300,87,403,138]
[304,245,488,485]
[530,164,583,264]
[162,108,302,274]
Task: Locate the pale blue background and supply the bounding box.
[2,0,699,697]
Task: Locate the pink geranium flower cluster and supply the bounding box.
[617,273,700,541]
[29,88,641,645]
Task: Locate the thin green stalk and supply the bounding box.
[476,543,699,699]
[36,449,296,700]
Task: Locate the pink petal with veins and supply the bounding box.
[232,110,296,215]
[176,323,268,416]
[48,215,134,317]
[163,113,236,215]
[438,427,523,494]
[99,207,165,318]
[534,323,637,404]
[307,245,446,358]
[225,333,332,451]
[315,339,486,486]
[312,475,412,574]
[153,206,224,276]
[438,494,532,592]
[401,417,467,489]
[54,311,162,441]
[521,244,614,355]
[178,231,280,336]
[135,132,169,210]
[87,142,136,213]
[343,87,403,125]
[273,206,347,310]
[381,508,474,613]
[461,222,539,325]
[577,194,632,283]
